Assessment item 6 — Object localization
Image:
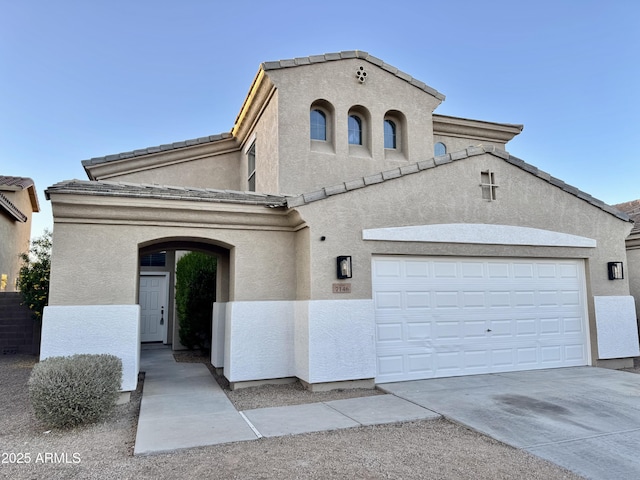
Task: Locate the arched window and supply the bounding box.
[348,115,362,145]
[434,142,447,156]
[310,109,327,141]
[384,120,396,149]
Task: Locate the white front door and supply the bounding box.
[139,273,168,343]
[373,256,589,383]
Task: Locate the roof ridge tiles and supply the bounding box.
[285,145,630,222]
[45,179,289,207]
[0,176,35,190]
[261,50,445,101]
[81,132,234,167]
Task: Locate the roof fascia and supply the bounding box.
[433,114,524,144]
[231,68,277,147]
[83,136,239,181]
[47,190,301,231]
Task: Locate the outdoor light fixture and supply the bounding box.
[337,256,352,279]
[608,262,624,280]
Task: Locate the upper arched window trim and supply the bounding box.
[434,142,447,156]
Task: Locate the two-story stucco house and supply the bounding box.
[0,176,40,292]
[41,51,639,392]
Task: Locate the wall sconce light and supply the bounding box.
[337,256,352,279]
[608,262,624,280]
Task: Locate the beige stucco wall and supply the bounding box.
[295,153,632,364]
[264,59,443,194]
[0,189,34,292]
[48,194,300,307]
[104,150,242,190]
[250,90,280,193]
[626,245,640,320]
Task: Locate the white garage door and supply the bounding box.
[373,256,589,383]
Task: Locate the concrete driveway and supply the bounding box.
[380,367,640,480]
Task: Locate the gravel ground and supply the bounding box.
[1,353,613,480]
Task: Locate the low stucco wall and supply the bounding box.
[222,299,376,385]
[594,296,640,359]
[40,305,140,391]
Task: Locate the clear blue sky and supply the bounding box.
[1,0,638,239]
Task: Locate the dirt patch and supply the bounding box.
[0,353,589,479]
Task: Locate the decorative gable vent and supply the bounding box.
[356,66,367,83]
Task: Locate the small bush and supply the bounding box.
[176,252,216,352]
[28,354,122,428]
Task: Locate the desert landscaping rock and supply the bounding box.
[0,353,593,479]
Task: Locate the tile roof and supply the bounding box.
[261,50,446,101]
[0,176,35,190]
[286,145,631,223]
[80,132,234,168]
[49,146,631,224]
[613,200,640,234]
[45,179,289,207]
[0,176,39,217]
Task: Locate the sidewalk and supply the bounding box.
[134,346,440,455]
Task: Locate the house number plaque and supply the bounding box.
[332,283,351,293]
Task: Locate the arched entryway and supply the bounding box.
[137,238,232,354]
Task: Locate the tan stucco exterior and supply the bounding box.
[0,178,39,292]
[45,51,636,388]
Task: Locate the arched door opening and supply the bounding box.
[138,238,231,355]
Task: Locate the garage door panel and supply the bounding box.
[377,355,403,376]
[461,262,484,278]
[564,317,583,334]
[514,263,535,278]
[565,344,587,362]
[406,291,431,308]
[374,291,403,310]
[407,354,432,374]
[376,323,403,342]
[405,261,429,277]
[407,322,430,340]
[374,256,589,383]
[434,262,458,278]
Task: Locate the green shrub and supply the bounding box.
[28,354,122,428]
[176,252,217,352]
[18,229,52,321]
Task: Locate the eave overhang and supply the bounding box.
[433,114,524,144]
[82,134,239,181]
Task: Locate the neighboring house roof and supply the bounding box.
[260,50,446,101]
[0,176,40,219]
[613,199,640,235]
[286,145,631,223]
[45,179,289,207]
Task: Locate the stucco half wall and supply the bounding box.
[40,305,140,391]
[218,299,375,385]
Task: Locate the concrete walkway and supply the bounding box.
[134,346,439,455]
[381,367,640,480]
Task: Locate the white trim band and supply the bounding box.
[363,223,596,248]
